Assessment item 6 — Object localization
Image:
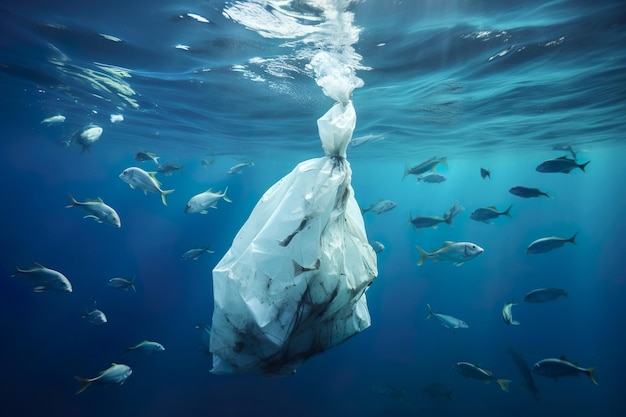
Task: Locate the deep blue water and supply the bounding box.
[1,0,625,416]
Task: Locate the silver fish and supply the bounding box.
[72,125,103,153]
[470,205,512,223]
[83,302,107,325]
[426,304,468,331]
[185,187,231,214]
[119,167,174,206]
[502,302,520,325]
[536,156,590,173]
[66,193,121,228]
[134,151,160,165]
[509,186,552,199]
[75,363,132,394]
[12,263,72,293]
[227,161,254,174]
[107,276,136,292]
[156,162,183,176]
[416,241,484,267]
[533,357,598,385]
[369,240,385,254]
[124,340,165,355]
[417,172,447,184]
[41,115,66,125]
[526,232,577,254]
[454,362,511,391]
[402,156,447,180]
[361,199,397,214]
[181,247,214,261]
[523,288,567,303]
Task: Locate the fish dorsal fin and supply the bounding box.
[97,197,104,203]
[204,188,213,193]
[557,155,570,160]
[442,241,455,247]
[34,262,45,269]
[488,206,497,209]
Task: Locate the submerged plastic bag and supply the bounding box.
[210,99,378,375]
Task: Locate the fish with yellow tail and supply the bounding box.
[416,241,483,266]
[119,167,174,206]
[75,363,132,394]
[454,362,511,392]
[533,357,598,385]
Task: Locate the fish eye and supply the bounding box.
[471,245,476,249]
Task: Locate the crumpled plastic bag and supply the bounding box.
[210,99,378,375]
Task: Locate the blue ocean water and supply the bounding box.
[1,0,625,416]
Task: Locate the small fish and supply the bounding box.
[523,288,567,303]
[536,156,590,173]
[66,193,121,228]
[454,362,511,392]
[12,263,73,293]
[279,215,310,247]
[181,247,215,261]
[195,323,211,355]
[82,302,107,325]
[408,214,447,230]
[369,240,385,254]
[41,115,66,125]
[526,232,577,254]
[348,133,385,149]
[507,348,539,398]
[402,156,447,180]
[533,357,598,385]
[124,340,165,356]
[75,363,132,394]
[480,167,491,179]
[422,382,453,400]
[292,259,321,277]
[502,302,520,326]
[509,186,552,199]
[470,205,512,223]
[119,167,174,206]
[361,199,397,214]
[227,161,254,174]
[417,172,447,184]
[200,158,215,167]
[426,304,468,331]
[551,143,577,160]
[72,125,103,153]
[416,241,484,267]
[185,187,232,214]
[156,162,183,176]
[108,276,136,292]
[134,151,160,165]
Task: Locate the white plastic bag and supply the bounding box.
[210,100,377,375]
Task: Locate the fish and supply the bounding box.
[523,288,567,303]
[408,201,464,231]
[454,362,511,392]
[156,162,183,176]
[181,247,215,261]
[279,215,310,247]
[552,143,577,160]
[470,205,512,223]
[426,304,468,331]
[507,348,539,398]
[134,151,160,165]
[41,115,66,125]
[509,186,552,199]
[75,363,132,394]
[119,167,174,206]
[72,125,103,153]
[124,340,165,355]
[416,241,484,266]
[107,276,136,292]
[533,357,598,385]
[348,133,386,148]
[200,158,215,167]
[402,156,447,180]
[417,172,447,184]
[65,193,121,228]
[421,382,452,400]
[196,323,212,355]
[83,302,107,325]
[185,187,232,214]
[11,263,73,293]
[526,232,577,254]
[361,199,397,214]
[227,161,254,174]
[502,302,520,325]
[536,156,590,173]
[369,240,385,254]
[480,167,491,179]
[110,114,124,123]
[293,259,321,277]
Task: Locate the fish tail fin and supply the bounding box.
[440,157,448,170]
[426,304,434,320]
[222,187,233,203]
[511,320,520,326]
[568,231,579,245]
[402,164,409,181]
[416,246,429,266]
[66,193,78,208]
[496,379,511,392]
[579,160,590,172]
[544,192,554,199]
[131,276,136,293]
[407,212,413,225]
[586,367,598,385]
[503,204,513,218]
[443,212,452,225]
[160,189,175,206]
[74,376,92,394]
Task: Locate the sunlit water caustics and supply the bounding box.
[1,0,625,416]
